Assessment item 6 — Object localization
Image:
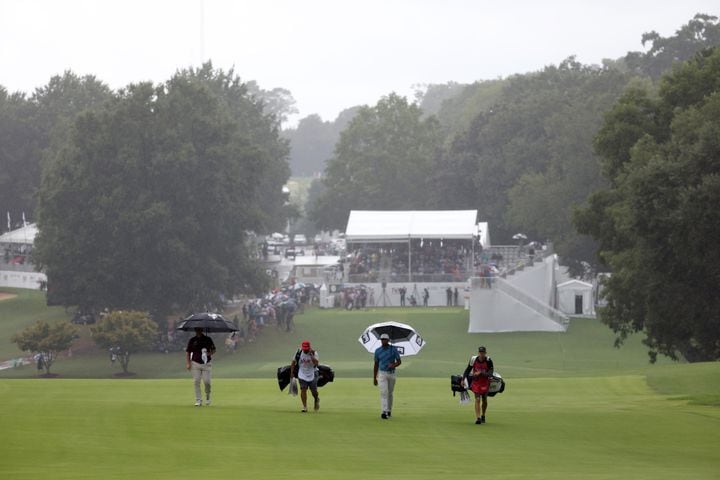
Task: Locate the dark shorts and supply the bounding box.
[299,376,318,391]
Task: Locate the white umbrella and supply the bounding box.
[358,321,426,356]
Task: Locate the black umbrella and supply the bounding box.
[176,313,238,333]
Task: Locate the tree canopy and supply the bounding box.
[0,72,112,229]
[34,63,288,317]
[428,58,630,273]
[91,310,158,374]
[624,14,720,79]
[574,47,720,362]
[283,107,360,176]
[11,320,78,375]
[308,94,442,230]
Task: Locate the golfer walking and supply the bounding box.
[185,328,216,406]
[290,340,320,412]
[373,333,402,419]
[464,346,494,424]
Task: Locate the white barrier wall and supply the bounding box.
[343,282,468,307]
[0,270,46,290]
[468,277,566,332]
[506,255,556,305]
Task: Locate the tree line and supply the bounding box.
[301,14,720,361]
[1,63,292,320]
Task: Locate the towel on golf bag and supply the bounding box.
[450,375,471,404]
[276,364,335,391]
[288,377,298,396]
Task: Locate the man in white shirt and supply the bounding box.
[290,340,320,412]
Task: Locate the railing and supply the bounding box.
[0,262,38,273]
[347,272,472,284]
[493,276,569,330]
[484,243,554,276]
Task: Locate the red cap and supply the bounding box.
[301,341,311,351]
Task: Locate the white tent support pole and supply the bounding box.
[408,237,412,283]
[472,236,475,275]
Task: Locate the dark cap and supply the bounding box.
[478,346,487,352]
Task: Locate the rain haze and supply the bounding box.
[1,0,718,124]
[2,2,720,478]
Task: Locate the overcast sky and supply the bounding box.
[1,0,717,124]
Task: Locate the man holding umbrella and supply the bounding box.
[185,328,216,406]
[373,333,402,419]
[178,313,237,406]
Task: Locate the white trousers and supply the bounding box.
[191,361,212,401]
[377,370,396,413]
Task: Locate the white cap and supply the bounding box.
[380,333,390,340]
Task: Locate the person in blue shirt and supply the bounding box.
[373,333,402,419]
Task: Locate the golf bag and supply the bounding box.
[276,363,335,391]
[450,374,467,395]
[451,371,505,397]
[317,364,335,387]
[487,373,505,397]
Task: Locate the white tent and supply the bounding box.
[0,223,38,245]
[345,210,479,242]
[556,279,595,316]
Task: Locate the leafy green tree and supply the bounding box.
[433,79,505,136]
[0,72,111,227]
[432,58,629,275]
[283,114,336,175]
[11,320,78,375]
[283,107,360,176]
[0,89,41,227]
[91,310,158,374]
[624,14,720,79]
[575,47,720,362]
[309,94,442,230]
[245,81,298,126]
[34,63,285,318]
[413,82,467,117]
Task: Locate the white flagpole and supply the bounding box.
[22,212,27,228]
[6,211,10,231]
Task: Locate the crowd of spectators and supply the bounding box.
[345,240,478,282]
[2,244,33,268]
[223,283,319,352]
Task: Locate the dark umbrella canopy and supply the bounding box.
[358,321,426,356]
[177,313,238,333]
[369,324,415,342]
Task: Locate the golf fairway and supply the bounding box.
[1,374,719,479]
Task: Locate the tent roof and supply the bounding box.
[557,279,593,289]
[345,210,478,241]
[0,223,38,245]
[293,256,340,267]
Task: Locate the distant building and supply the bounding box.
[0,224,46,290]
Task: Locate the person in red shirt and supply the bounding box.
[464,346,494,424]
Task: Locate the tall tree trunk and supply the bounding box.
[120,353,130,374]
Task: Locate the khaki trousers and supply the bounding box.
[191,361,212,401]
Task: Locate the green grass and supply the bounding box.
[1,306,674,379]
[1,373,719,479]
[0,288,70,359]
[1,292,719,478]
